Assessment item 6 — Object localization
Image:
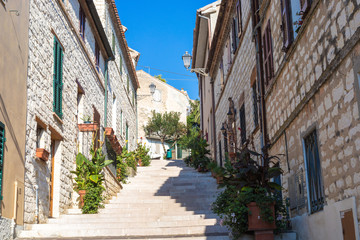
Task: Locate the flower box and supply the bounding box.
[36,148,50,161]
[78,123,98,132]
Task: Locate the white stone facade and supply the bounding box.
[24,0,137,224]
[137,70,190,158]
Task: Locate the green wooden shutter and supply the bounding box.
[53,37,63,119]
[0,121,5,201]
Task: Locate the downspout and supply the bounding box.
[211,80,217,163]
[251,0,269,160]
[10,181,18,238]
[34,185,39,224]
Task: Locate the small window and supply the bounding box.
[93,107,101,150]
[262,20,274,86]
[239,104,246,145]
[220,59,225,88]
[36,125,45,149]
[236,0,242,36]
[95,42,100,72]
[125,124,129,149]
[79,6,86,40]
[0,121,5,201]
[303,129,324,214]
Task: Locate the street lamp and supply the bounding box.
[149,83,156,94]
[182,51,208,76]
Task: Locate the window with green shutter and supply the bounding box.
[112,32,115,56]
[0,121,5,201]
[53,37,64,119]
[127,75,129,92]
[119,56,123,75]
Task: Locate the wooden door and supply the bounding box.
[341,209,356,240]
[49,140,55,217]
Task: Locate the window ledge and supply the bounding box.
[53,112,63,125]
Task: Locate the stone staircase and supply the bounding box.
[17,159,230,239]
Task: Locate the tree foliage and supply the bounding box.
[154,74,166,83]
[187,100,200,129]
[143,111,186,152]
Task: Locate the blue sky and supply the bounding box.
[116,0,215,100]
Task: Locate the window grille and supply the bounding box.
[304,130,324,213]
[239,104,246,145]
[95,42,100,72]
[53,37,64,119]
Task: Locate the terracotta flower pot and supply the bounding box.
[105,127,114,136]
[36,148,50,161]
[229,152,236,158]
[247,202,276,231]
[216,175,223,184]
[78,190,86,208]
[138,159,143,166]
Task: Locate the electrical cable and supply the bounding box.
[137,65,196,77]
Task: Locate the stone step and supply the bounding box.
[18,235,230,240]
[53,213,220,222]
[18,225,229,238]
[26,219,219,230]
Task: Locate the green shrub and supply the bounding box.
[116,158,129,183]
[82,184,104,214]
[135,142,151,166]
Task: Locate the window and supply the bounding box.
[112,32,116,56]
[53,37,64,118]
[227,36,232,70]
[252,83,259,128]
[119,56,123,75]
[300,0,312,14]
[79,6,86,40]
[93,107,100,150]
[132,90,135,106]
[236,0,242,36]
[304,129,324,214]
[280,0,293,51]
[0,121,5,201]
[220,59,225,88]
[239,104,246,145]
[112,95,117,133]
[95,41,100,72]
[127,75,129,92]
[231,18,239,53]
[120,110,123,135]
[36,125,45,149]
[262,20,274,86]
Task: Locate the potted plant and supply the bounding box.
[212,148,288,239]
[71,153,89,208]
[81,115,92,123]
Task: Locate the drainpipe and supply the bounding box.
[10,181,18,238]
[211,80,217,163]
[251,0,269,160]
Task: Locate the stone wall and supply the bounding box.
[0,217,12,240]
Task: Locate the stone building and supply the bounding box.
[23,0,138,225]
[194,0,360,239]
[0,1,29,239]
[192,0,221,162]
[255,0,360,239]
[137,70,190,159]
